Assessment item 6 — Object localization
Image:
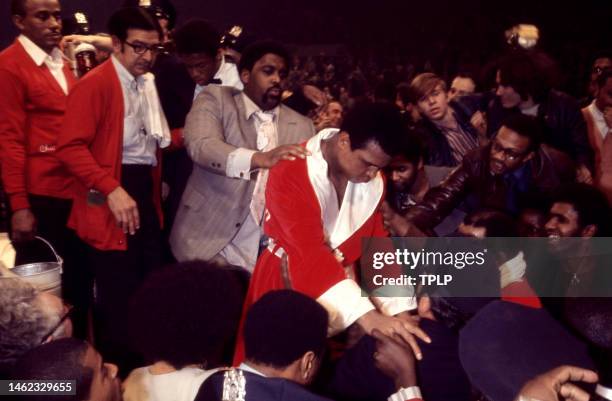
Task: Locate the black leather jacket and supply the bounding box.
[478,90,593,168]
[405,144,576,231]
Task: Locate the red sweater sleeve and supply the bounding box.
[56,77,120,195]
[0,68,29,211]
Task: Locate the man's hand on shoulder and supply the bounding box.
[251,145,310,169]
[11,209,36,242]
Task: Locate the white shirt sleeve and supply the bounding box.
[388,386,423,401]
[226,147,257,180]
[374,296,418,316]
[317,279,375,336]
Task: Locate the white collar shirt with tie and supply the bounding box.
[218,93,280,272]
[112,55,158,166]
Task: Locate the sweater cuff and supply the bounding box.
[9,193,30,212]
[97,176,121,196]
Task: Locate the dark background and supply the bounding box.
[1,0,611,95]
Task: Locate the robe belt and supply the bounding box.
[267,237,286,258]
[266,238,292,289]
[267,237,346,263]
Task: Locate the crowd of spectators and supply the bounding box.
[1,0,611,401]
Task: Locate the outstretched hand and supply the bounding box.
[516,365,598,401]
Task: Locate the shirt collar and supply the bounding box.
[18,34,64,67]
[111,55,145,89]
[241,92,279,121]
[214,56,227,79]
[238,362,266,377]
[588,99,606,122]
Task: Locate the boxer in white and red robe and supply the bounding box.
[234,125,425,365]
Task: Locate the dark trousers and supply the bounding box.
[13,194,92,340]
[161,147,192,264]
[89,165,162,376]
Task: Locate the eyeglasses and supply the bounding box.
[491,141,528,161]
[124,41,164,55]
[40,302,74,344]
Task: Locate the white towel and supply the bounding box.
[141,72,171,149]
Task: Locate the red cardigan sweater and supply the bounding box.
[0,40,76,211]
[56,59,162,251]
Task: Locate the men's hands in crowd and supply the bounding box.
[372,329,418,390]
[381,201,410,236]
[603,107,612,130]
[516,365,598,401]
[11,209,37,242]
[357,309,431,360]
[301,84,327,107]
[107,187,140,235]
[60,34,113,51]
[417,295,437,321]
[381,201,427,237]
[576,164,593,185]
[470,111,488,143]
[251,145,310,169]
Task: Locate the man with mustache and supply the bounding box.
[56,7,170,373]
[386,114,576,236]
[170,40,315,272]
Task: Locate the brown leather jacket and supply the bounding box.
[405,144,576,232]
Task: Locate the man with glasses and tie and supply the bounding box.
[385,114,576,236]
[170,40,315,272]
[56,7,170,373]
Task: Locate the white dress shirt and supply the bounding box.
[111,56,158,166]
[18,35,68,94]
[218,94,279,271]
[588,100,610,139]
[225,93,279,179]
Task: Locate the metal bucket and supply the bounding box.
[10,236,63,297]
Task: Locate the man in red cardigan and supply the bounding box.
[0,0,94,338]
[56,7,169,373]
[0,0,75,241]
